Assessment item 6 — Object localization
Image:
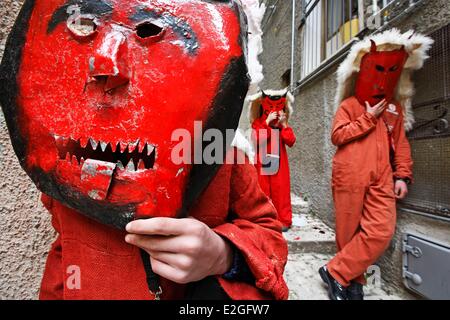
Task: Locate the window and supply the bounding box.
[326,0,360,58]
[300,0,363,80]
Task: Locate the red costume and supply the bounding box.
[0,0,288,299]
[39,151,289,300]
[248,90,296,228]
[327,30,433,287]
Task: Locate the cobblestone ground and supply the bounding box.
[284,195,409,300]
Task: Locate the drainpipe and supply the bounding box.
[290,0,296,92]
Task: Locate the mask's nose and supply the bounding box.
[89,26,130,92]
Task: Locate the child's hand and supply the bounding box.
[125,217,233,284]
[394,180,408,199]
[278,111,287,128]
[365,99,387,118]
[266,112,278,126]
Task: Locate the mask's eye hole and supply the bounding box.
[376,65,385,72]
[67,15,97,38]
[135,21,165,43]
[389,65,399,72]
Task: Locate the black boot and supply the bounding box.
[347,281,364,300]
[319,266,348,300]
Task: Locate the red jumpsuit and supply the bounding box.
[39,149,289,300]
[251,117,296,228]
[327,96,413,286]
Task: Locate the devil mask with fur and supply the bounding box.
[355,40,408,106]
[0,0,251,229]
[247,89,294,126]
[335,29,434,131]
[261,91,287,119]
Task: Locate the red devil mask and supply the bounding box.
[261,92,287,122]
[355,40,408,106]
[0,0,249,228]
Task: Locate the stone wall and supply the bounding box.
[0,0,55,300]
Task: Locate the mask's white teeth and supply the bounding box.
[111,142,118,153]
[147,144,155,157]
[128,140,139,153]
[126,160,136,171]
[80,138,89,148]
[100,141,108,152]
[120,142,128,153]
[138,140,147,153]
[137,159,146,170]
[117,160,124,170]
[71,155,78,165]
[90,139,98,150]
[80,157,85,166]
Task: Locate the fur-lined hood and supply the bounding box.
[239,0,266,94]
[335,29,434,131]
[246,88,295,124]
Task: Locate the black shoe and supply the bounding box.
[347,281,364,300]
[319,266,348,300]
[281,226,290,233]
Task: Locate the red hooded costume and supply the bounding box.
[248,90,296,228]
[0,0,289,299]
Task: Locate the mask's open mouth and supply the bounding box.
[372,94,386,100]
[55,136,156,171]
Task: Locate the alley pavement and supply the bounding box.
[284,194,406,300]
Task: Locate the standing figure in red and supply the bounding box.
[319,29,433,300]
[248,89,296,231]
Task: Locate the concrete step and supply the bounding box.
[284,212,336,254]
[285,253,405,300]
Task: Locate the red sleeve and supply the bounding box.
[392,107,414,182]
[281,126,296,147]
[39,194,64,300]
[251,118,271,145]
[213,157,289,300]
[331,102,378,147]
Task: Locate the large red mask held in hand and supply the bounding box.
[355,40,408,106]
[0,0,250,229]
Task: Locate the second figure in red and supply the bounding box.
[249,89,297,231]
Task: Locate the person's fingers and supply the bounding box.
[400,187,408,199]
[376,101,387,111]
[149,251,194,270]
[126,218,190,236]
[375,99,386,108]
[149,256,189,284]
[125,234,184,252]
[365,101,371,109]
[395,185,408,199]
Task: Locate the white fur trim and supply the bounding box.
[335,29,434,131]
[246,88,295,124]
[231,128,255,163]
[239,0,266,94]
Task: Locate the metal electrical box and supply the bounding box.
[403,234,450,299]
